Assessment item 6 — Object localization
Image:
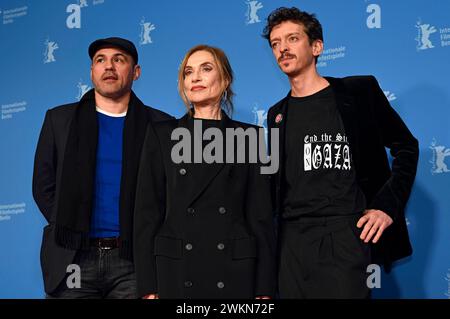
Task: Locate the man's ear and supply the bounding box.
[133,64,142,80]
[312,39,324,57]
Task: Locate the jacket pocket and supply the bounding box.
[154,236,182,259]
[232,237,257,260]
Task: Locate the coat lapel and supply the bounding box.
[175,113,227,208]
[325,76,359,161]
[269,95,288,214]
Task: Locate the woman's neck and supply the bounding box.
[193,104,221,120]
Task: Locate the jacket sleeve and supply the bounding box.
[133,124,166,297]
[244,136,276,297]
[367,76,419,220]
[32,110,57,223]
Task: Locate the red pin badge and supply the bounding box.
[275,113,283,124]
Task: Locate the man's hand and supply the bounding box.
[357,209,393,243]
[143,293,159,299]
[255,296,271,299]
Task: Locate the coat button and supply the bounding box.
[184,281,193,288]
[187,207,195,215]
[185,243,193,251]
[217,281,225,289]
[217,243,225,250]
[218,207,226,214]
[179,168,187,175]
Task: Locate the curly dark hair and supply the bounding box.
[262,7,323,46]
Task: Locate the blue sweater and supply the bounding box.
[90,110,125,238]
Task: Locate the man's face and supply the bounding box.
[269,20,322,77]
[90,47,140,99]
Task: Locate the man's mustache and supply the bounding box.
[102,72,118,80]
[278,54,296,63]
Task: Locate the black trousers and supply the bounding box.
[46,246,137,299]
[278,214,371,299]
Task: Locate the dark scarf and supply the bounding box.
[55,89,150,260]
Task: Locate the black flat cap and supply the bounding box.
[88,37,138,64]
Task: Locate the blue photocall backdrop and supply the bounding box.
[0,0,449,298]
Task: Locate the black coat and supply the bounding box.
[32,89,172,294]
[133,114,276,298]
[267,76,419,268]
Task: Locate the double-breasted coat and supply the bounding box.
[134,113,276,298]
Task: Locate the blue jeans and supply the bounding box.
[46,246,137,299]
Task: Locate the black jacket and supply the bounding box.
[133,114,276,298]
[267,76,419,268]
[32,89,172,294]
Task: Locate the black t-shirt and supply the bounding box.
[282,85,366,218]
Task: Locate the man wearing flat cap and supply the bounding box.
[33,37,173,298]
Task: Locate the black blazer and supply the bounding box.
[267,76,419,268]
[133,114,276,298]
[32,89,172,294]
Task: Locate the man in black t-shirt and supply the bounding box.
[263,7,419,298]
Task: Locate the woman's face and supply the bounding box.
[183,50,225,108]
